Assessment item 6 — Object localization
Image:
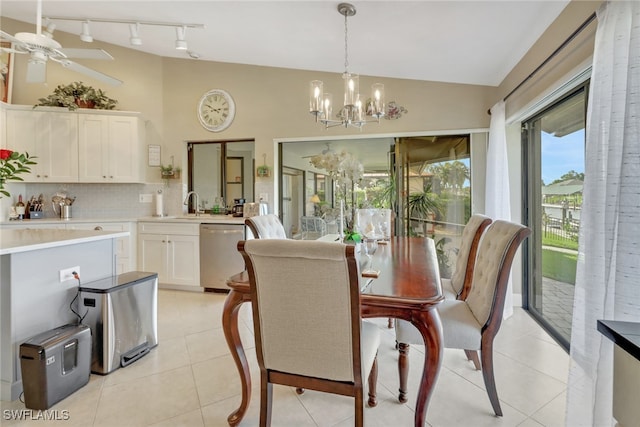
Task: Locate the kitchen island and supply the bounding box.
[0,228,128,401]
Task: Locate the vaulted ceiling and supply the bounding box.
[1,0,569,87]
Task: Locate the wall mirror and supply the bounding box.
[187,140,255,213]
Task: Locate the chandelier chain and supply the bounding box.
[344,11,349,73]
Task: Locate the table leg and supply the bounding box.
[411,309,443,427]
[222,290,251,426]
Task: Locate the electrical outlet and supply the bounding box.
[139,194,152,203]
[59,266,80,283]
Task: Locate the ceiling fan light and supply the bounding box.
[175,26,187,50]
[80,21,93,43]
[129,23,142,46]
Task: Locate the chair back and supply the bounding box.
[300,216,327,239]
[465,220,531,331]
[449,214,492,299]
[238,239,363,382]
[245,214,287,239]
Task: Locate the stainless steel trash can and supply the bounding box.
[79,271,158,374]
[20,324,91,410]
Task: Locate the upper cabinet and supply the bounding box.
[5,108,79,182]
[78,114,143,183]
[2,104,145,184]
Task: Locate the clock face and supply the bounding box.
[197,89,236,132]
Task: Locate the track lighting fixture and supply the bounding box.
[79,20,93,42]
[175,26,187,50]
[44,16,203,53]
[129,22,142,46]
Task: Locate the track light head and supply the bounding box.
[175,25,187,50]
[80,21,93,42]
[129,23,142,46]
[42,19,56,38]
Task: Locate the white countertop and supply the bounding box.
[138,215,247,225]
[0,228,129,255]
[0,214,248,226]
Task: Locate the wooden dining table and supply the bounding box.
[222,236,444,427]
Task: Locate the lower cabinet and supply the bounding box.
[137,222,200,288]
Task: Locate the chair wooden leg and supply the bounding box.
[367,356,378,407]
[355,389,364,427]
[387,317,394,328]
[464,349,481,370]
[260,377,273,427]
[480,341,503,416]
[397,342,410,403]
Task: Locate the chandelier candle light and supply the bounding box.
[309,3,385,129]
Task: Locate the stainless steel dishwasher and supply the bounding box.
[200,223,246,291]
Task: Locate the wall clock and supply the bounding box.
[197,89,236,132]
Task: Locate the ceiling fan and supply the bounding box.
[0,0,122,86]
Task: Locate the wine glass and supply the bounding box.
[362,238,378,273]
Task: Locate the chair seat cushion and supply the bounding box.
[441,278,457,300]
[395,300,481,350]
[439,300,482,350]
[361,320,381,377]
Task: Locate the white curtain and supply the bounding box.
[566,2,640,426]
[485,100,514,317]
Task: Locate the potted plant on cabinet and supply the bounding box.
[34,82,118,111]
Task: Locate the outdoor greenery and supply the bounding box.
[547,170,584,186]
[542,249,577,284]
[542,232,579,251]
[35,82,118,111]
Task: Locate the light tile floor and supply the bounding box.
[2,290,570,426]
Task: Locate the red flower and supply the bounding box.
[0,149,13,160]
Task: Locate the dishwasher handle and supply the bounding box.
[201,228,244,235]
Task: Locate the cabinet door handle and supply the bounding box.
[94,226,103,231]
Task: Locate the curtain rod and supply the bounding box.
[489,11,597,114]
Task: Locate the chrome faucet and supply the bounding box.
[183,191,203,216]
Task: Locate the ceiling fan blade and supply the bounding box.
[57,48,114,60]
[26,60,46,83]
[1,47,23,54]
[0,30,23,45]
[55,58,122,86]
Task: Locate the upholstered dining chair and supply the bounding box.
[237,239,380,427]
[394,220,531,416]
[441,214,492,301]
[389,214,491,330]
[299,216,327,239]
[245,214,287,239]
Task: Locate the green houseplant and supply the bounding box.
[35,82,118,111]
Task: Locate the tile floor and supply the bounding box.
[2,289,570,426]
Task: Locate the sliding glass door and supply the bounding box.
[523,84,587,349]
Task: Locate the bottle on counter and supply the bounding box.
[16,194,26,220]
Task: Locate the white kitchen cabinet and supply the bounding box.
[5,108,79,182]
[65,222,134,274]
[137,222,200,288]
[78,114,143,183]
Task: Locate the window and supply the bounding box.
[523,83,587,350]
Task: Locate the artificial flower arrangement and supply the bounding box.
[0,149,37,198]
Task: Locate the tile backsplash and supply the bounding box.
[3,182,185,220]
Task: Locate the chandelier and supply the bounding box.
[309,3,386,129]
